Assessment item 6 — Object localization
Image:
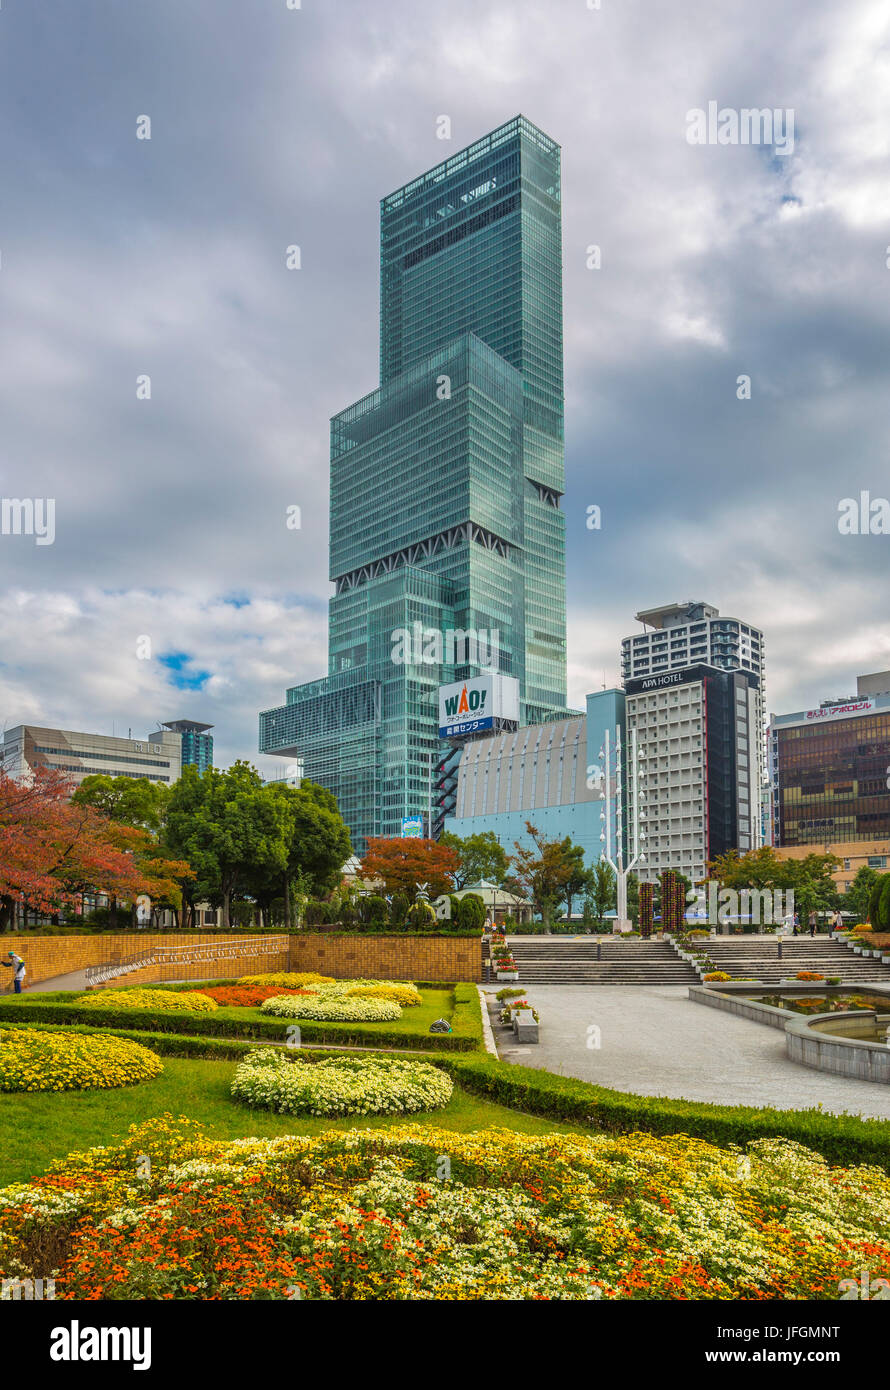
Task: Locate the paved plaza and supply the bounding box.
[490,985,890,1120]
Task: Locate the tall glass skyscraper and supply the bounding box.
[260,116,568,852]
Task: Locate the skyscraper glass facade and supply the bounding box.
[260,117,568,853]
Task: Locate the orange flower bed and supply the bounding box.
[200,985,313,1008]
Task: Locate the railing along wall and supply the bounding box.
[84,936,288,988]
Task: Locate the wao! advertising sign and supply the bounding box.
[438,674,519,739]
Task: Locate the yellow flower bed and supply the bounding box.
[237,972,335,988]
[343,983,422,1007]
[73,989,217,1013]
[0,1028,163,1092]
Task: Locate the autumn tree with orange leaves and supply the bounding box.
[0,767,192,931]
[359,837,458,901]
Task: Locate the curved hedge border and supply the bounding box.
[438,1055,890,1172]
[3,1018,889,1171]
[0,983,482,1053]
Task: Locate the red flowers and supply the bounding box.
[201,985,312,1007]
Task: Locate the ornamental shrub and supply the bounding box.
[389,893,409,927]
[230,1049,453,1117]
[260,994,401,1022]
[360,895,389,928]
[456,893,486,931]
[74,989,218,1013]
[0,1027,162,1092]
[304,900,333,927]
[407,900,436,931]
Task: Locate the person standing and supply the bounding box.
[1,951,26,994]
[792,911,800,936]
[808,910,817,937]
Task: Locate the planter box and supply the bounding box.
[512,1011,539,1043]
[496,970,519,982]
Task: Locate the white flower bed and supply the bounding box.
[259,993,401,1022]
[230,1048,453,1116]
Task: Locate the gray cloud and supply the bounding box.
[0,0,888,762]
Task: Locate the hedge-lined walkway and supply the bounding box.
[496,984,890,1120]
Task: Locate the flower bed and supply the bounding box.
[76,989,218,1014]
[3,1115,888,1299]
[230,1049,453,1117]
[259,994,401,1022]
[237,972,335,988]
[200,986,314,1008]
[337,983,422,1007]
[0,1028,162,1093]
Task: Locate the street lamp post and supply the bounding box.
[598,725,645,934]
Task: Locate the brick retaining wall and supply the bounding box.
[0,934,288,989]
[288,935,481,983]
[1,933,481,989]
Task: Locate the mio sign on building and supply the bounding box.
[438,674,520,739]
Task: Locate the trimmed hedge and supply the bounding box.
[0,983,483,1054]
[5,1018,890,1172]
[439,1055,890,1172]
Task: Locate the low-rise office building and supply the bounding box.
[444,689,625,864]
[0,725,182,787]
[773,839,890,896]
[769,680,890,847]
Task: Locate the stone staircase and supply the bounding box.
[490,937,700,986]
[699,936,890,986]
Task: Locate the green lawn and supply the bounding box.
[0,1056,581,1187]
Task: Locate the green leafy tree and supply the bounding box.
[508,823,579,934]
[561,845,592,924]
[267,781,352,927]
[72,775,170,833]
[626,870,641,928]
[439,831,509,889]
[846,866,879,924]
[165,762,288,929]
[585,859,617,929]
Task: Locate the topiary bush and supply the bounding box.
[360,895,388,928]
[407,900,436,932]
[456,893,486,931]
[389,893,409,927]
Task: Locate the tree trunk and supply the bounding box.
[284,875,291,930]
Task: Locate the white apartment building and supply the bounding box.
[621,600,766,790]
[625,664,762,885]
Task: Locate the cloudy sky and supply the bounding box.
[1,0,888,769]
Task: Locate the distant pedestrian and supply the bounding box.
[808,910,817,937]
[1,951,25,994]
[792,912,800,936]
